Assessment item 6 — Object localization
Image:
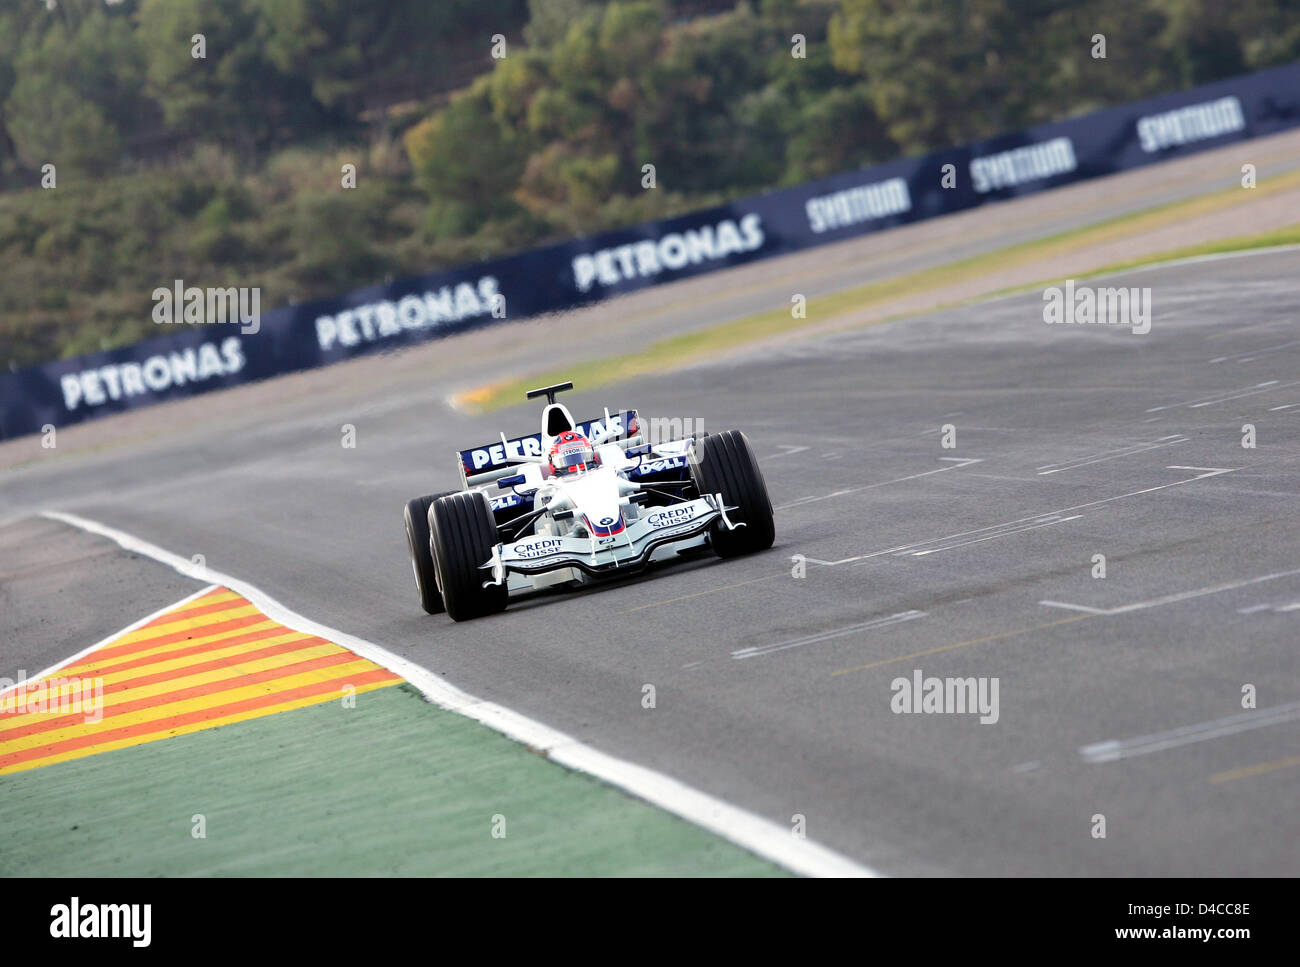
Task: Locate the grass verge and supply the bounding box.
[0,682,787,876]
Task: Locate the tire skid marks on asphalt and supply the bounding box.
[731,610,926,660]
[0,585,401,776]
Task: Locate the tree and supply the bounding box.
[830,0,1075,152]
[258,0,529,122]
[637,3,775,193]
[137,0,323,154]
[1149,0,1300,84]
[4,4,147,175]
[405,77,529,237]
[524,0,601,49]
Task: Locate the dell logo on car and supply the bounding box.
[636,457,688,474]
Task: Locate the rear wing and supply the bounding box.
[459,409,641,488]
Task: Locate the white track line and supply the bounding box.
[775,458,980,510]
[764,445,811,460]
[1237,601,1300,614]
[731,610,925,660]
[1080,700,1300,764]
[0,584,218,699]
[1035,436,1186,475]
[1211,340,1300,364]
[1039,568,1300,617]
[1146,379,1300,413]
[909,515,1082,557]
[1037,600,1109,615]
[806,466,1234,568]
[39,510,874,878]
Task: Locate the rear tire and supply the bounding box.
[689,430,775,557]
[430,491,509,621]
[405,493,453,614]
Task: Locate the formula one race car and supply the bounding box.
[404,381,775,621]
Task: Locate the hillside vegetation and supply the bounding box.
[2,0,1297,369]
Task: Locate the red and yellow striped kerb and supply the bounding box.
[0,587,401,776]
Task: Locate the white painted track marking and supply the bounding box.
[764,445,810,459]
[1080,700,1300,764]
[39,510,875,877]
[1037,600,1109,615]
[909,515,1082,557]
[1237,600,1300,614]
[775,458,981,510]
[1035,436,1186,475]
[1210,339,1300,364]
[731,610,925,660]
[1146,379,1300,412]
[1040,568,1300,616]
[805,466,1235,568]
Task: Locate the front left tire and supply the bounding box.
[405,492,453,614]
[429,491,509,621]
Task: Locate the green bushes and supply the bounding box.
[2,0,1297,369]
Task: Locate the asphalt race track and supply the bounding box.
[4,247,1298,875]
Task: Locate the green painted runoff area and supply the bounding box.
[0,683,787,877]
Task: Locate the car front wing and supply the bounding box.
[480,494,736,585]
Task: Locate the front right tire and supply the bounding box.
[689,429,776,557]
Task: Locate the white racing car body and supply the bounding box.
[404,381,775,621]
[482,449,733,591]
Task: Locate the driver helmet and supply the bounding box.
[549,430,595,475]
